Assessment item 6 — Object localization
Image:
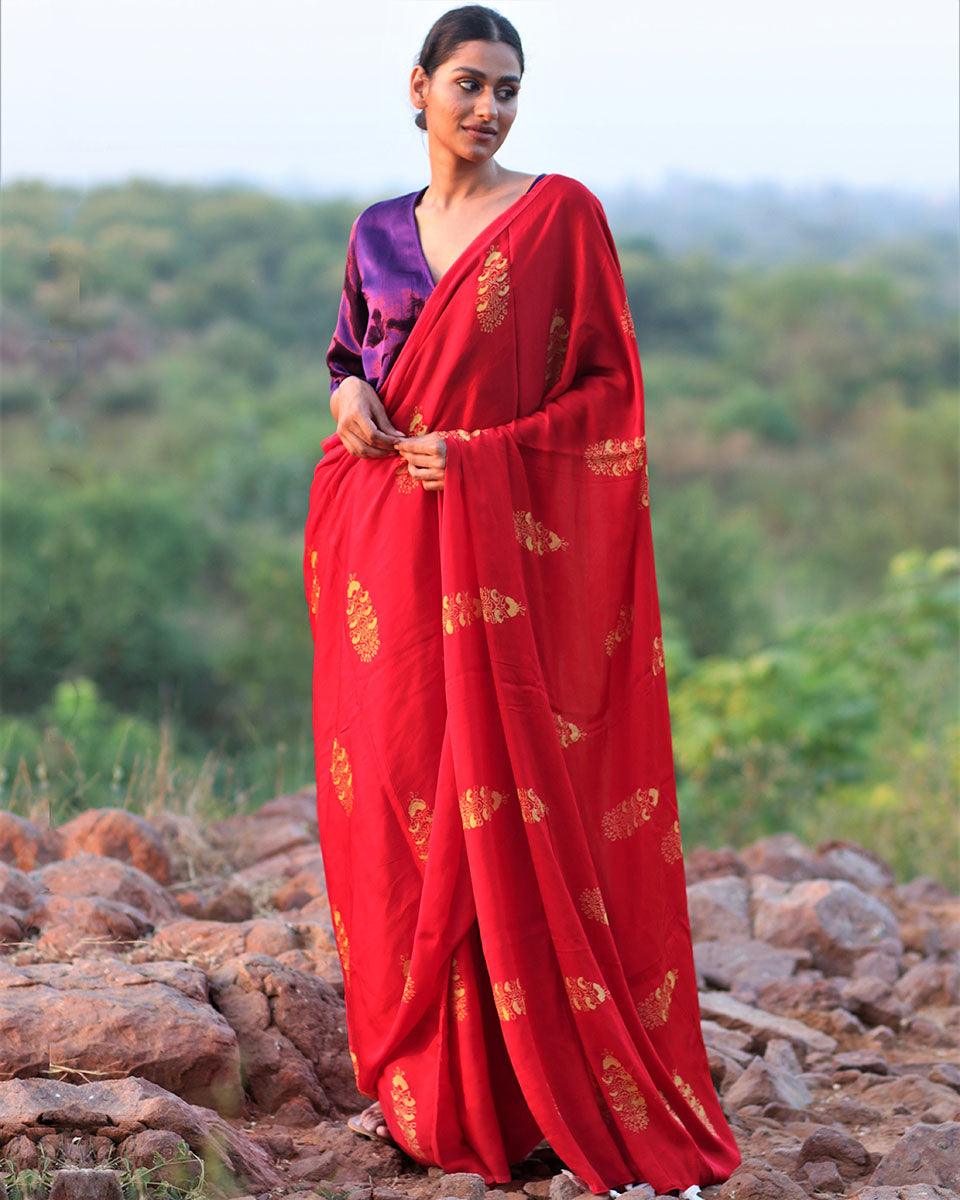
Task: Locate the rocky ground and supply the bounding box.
[0,790,957,1200]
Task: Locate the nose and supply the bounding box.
[474,86,497,123]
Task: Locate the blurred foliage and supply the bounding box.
[1,180,957,883]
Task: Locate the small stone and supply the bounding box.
[800,1159,844,1193]
[797,1126,872,1181]
[439,1173,489,1200]
[49,1172,123,1200]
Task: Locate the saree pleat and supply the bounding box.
[304,173,742,1193]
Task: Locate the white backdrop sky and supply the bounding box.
[2,0,957,198]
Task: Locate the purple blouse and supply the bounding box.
[326,174,547,397]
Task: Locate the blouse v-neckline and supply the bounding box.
[409,174,546,294]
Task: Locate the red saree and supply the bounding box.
[303,173,742,1194]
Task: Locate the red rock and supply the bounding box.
[207,953,356,1117]
[800,1158,844,1192]
[740,834,821,883]
[796,1125,872,1180]
[173,878,254,922]
[814,839,896,891]
[723,1056,812,1112]
[716,1156,808,1198]
[58,809,171,885]
[895,962,960,1009]
[697,990,837,1055]
[686,876,752,942]
[35,853,180,923]
[23,893,154,956]
[869,1121,960,1189]
[0,959,243,1113]
[752,878,900,975]
[841,976,910,1030]
[694,938,809,999]
[683,847,747,884]
[0,812,64,870]
[1,1076,281,1190]
[48,1169,123,1198]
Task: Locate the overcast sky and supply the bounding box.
[2,0,957,198]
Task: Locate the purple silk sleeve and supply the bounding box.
[326,217,368,396]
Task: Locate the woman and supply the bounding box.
[303,6,742,1196]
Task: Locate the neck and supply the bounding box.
[421,153,506,208]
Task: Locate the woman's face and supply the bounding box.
[412,39,522,162]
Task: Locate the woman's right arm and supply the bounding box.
[327,219,403,457]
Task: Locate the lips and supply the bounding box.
[463,125,496,135]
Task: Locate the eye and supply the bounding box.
[457,80,518,100]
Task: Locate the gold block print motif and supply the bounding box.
[620,298,636,339]
[458,785,509,829]
[513,509,570,554]
[332,908,350,981]
[661,819,683,864]
[441,587,526,635]
[329,737,354,815]
[564,975,610,1011]
[400,954,416,1003]
[407,406,427,436]
[395,462,419,493]
[545,308,569,390]
[492,977,527,1020]
[636,966,678,1028]
[604,603,635,656]
[389,1066,423,1155]
[584,435,646,477]
[652,634,665,675]
[450,955,468,1022]
[599,1049,650,1131]
[601,786,660,841]
[555,711,586,748]
[579,885,610,925]
[308,547,320,615]
[346,573,380,661]
[517,786,548,822]
[476,242,510,332]
[673,1070,717,1136]
[436,427,483,441]
[407,793,433,861]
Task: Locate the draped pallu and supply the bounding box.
[303,174,742,1194]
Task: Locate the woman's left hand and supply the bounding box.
[395,432,447,492]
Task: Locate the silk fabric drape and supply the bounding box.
[303,173,742,1194]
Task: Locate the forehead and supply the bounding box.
[441,39,521,82]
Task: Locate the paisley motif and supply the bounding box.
[584,435,646,477]
[346,573,380,661]
[513,509,569,554]
[601,786,660,841]
[636,966,678,1028]
[492,977,527,1020]
[599,1049,649,1131]
[476,242,510,332]
[329,737,354,815]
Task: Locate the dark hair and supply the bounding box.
[413,5,524,131]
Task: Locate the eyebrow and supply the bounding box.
[452,65,521,84]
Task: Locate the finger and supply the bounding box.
[347,423,393,456]
[371,408,405,440]
[339,430,367,457]
[397,448,443,467]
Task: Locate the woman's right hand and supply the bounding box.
[331,377,405,458]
